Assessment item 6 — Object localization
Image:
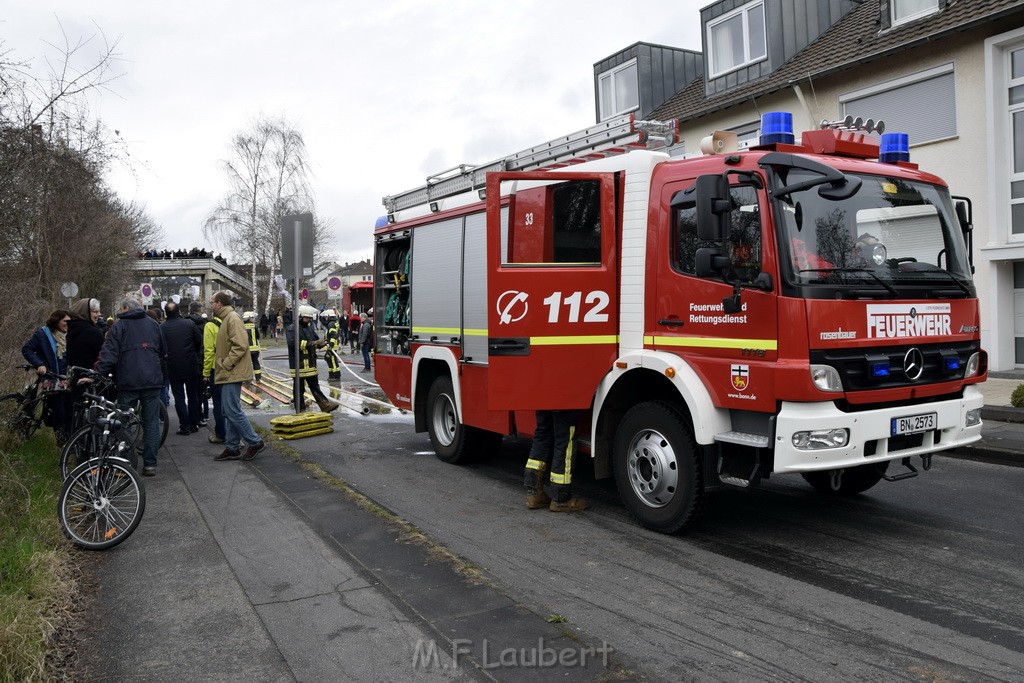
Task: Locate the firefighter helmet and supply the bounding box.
[298,305,317,318]
[242,311,255,320]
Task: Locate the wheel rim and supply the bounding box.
[61,463,141,546]
[431,393,457,447]
[626,428,679,508]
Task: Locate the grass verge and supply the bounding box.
[0,431,83,681]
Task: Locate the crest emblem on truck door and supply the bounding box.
[730,364,750,391]
[496,290,529,325]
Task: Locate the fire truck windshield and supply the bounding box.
[772,170,974,298]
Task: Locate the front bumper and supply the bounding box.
[773,386,983,473]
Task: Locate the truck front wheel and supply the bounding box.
[613,401,707,533]
[801,462,888,495]
[426,376,501,464]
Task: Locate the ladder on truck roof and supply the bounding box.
[382,113,678,214]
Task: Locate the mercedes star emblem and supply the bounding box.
[903,347,925,382]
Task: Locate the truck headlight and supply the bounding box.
[966,408,981,427]
[792,428,850,450]
[810,365,843,392]
[964,352,980,378]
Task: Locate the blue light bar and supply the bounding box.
[944,357,961,371]
[760,112,794,145]
[374,215,389,228]
[879,133,910,163]
[870,363,891,378]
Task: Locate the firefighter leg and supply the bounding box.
[251,351,262,381]
[306,376,339,413]
[547,410,587,511]
[325,349,340,380]
[524,411,553,509]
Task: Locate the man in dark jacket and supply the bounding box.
[163,302,203,436]
[186,301,210,424]
[95,297,167,476]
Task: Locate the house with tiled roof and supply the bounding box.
[592,0,1024,371]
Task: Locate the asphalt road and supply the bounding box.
[272,358,1024,682]
[80,352,1024,681]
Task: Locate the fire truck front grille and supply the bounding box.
[810,340,979,392]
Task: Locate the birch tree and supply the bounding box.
[205,115,330,313]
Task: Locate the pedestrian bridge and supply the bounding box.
[133,257,253,303]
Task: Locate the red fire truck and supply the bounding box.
[373,112,986,533]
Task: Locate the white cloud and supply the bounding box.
[4,0,705,265]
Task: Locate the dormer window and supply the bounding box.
[598,59,639,120]
[707,1,766,78]
[892,0,940,26]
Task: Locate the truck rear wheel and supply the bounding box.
[426,376,501,464]
[613,401,706,534]
[801,462,887,495]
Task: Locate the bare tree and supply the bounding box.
[0,28,161,377]
[205,115,331,314]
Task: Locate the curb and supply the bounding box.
[944,445,1024,468]
[980,405,1024,424]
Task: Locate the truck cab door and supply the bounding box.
[485,171,619,410]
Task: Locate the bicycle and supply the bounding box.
[0,364,67,441]
[57,393,146,550]
[65,367,168,469]
[61,384,139,478]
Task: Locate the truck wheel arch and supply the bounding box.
[411,347,461,433]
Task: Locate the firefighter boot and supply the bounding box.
[549,496,589,513]
[524,469,551,509]
[316,397,340,413]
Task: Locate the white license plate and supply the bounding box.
[891,412,937,436]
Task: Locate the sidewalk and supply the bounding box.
[953,374,1024,466]
[79,416,633,682]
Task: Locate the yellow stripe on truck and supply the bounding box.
[530,335,618,346]
[643,335,777,350]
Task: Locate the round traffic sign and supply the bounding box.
[300,288,309,300]
[141,283,153,297]
[327,276,342,291]
[60,282,79,298]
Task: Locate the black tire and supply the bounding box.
[60,425,95,479]
[801,462,888,495]
[425,376,501,464]
[58,457,146,550]
[613,401,707,534]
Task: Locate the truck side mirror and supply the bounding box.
[695,174,731,241]
[695,247,730,278]
[955,201,972,234]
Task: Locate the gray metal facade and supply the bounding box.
[410,218,463,341]
[700,0,859,98]
[462,212,488,364]
[593,43,703,121]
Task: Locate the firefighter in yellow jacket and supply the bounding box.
[286,305,339,412]
[324,310,341,380]
[243,311,261,381]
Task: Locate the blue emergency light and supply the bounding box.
[944,357,961,371]
[374,215,389,229]
[879,133,910,163]
[760,112,795,145]
[870,362,891,378]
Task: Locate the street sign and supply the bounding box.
[140,282,153,305]
[300,288,309,300]
[60,282,79,298]
[281,214,314,279]
[327,276,342,291]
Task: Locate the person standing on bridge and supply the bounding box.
[210,291,265,461]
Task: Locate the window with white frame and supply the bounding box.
[598,59,639,121]
[1009,47,1024,235]
[707,1,766,78]
[841,64,956,147]
[892,0,940,26]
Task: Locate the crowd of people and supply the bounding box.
[138,248,228,264]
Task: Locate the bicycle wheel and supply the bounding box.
[60,425,96,479]
[58,457,146,550]
[0,393,41,441]
[158,401,169,446]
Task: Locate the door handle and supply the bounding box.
[658,318,684,327]
[488,337,530,356]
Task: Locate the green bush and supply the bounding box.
[1012,383,1024,408]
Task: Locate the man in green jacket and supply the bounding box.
[210,291,265,461]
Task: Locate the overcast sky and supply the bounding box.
[6,1,705,266]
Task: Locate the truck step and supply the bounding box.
[714,431,770,448]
